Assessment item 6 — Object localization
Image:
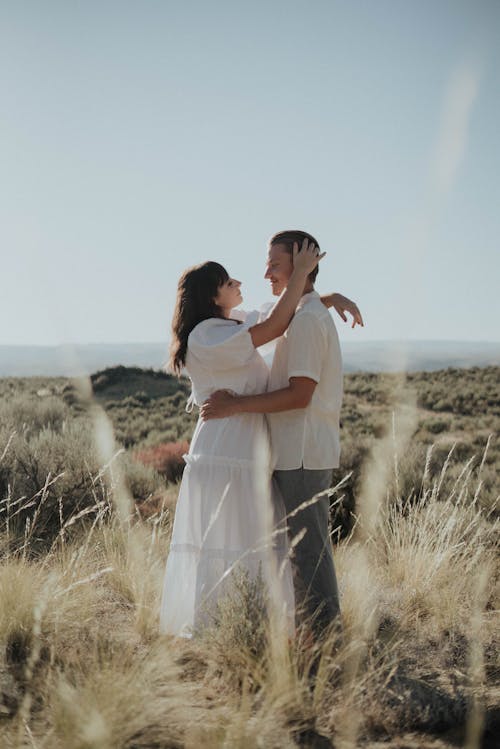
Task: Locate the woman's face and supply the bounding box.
[213,277,243,311]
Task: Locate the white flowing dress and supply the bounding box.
[159,312,294,636]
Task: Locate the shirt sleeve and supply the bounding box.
[232,302,274,324]
[258,301,274,322]
[188,319,255,367]
[286,313,326,383]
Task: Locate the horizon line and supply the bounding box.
[0,338,499,348]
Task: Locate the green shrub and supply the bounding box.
[387,442,430,503]
[331,436,372,539]
[122,453,164,500]
[195,567,269,685]
[0,395,69,437]
[0,422,104,552]
[422,418,451,434]
[0,418,164,554]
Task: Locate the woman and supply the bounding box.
[159,240,323,637]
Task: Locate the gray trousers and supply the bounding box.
[273,467,341,636]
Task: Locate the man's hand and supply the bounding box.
[330,293,364,328]
[201,389,238,420]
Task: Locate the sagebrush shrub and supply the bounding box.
[331,436,371,538]
[0,395,69,437]
[0,419,164,554]
[194,566,270,684]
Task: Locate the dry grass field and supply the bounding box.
[0,366,498,748]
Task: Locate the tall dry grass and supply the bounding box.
[0,399,498,748]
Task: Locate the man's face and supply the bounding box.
[264,243,293,296]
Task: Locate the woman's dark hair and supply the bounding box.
[169,261,229,375]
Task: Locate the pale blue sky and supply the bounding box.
[1,0,499,346]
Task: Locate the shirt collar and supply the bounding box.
[296,289,319,310]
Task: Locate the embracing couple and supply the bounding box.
[159,229,363,642]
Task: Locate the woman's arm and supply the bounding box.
[320,292,364,328]
[248,239,324,348]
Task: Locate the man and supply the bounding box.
[201,230,362,638]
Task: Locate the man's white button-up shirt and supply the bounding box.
[267,291,343,471]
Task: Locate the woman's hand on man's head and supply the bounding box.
[292,237,326,275]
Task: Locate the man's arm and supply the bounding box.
[202,310,325,420]
[200,377,317,420]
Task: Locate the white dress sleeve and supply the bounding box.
[231,302,273,324]
[231,302,277,358]
[187,318,256,367]
[190,303,277,366]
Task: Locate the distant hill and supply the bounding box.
[0,340,499,377]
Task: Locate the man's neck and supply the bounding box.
[302,281,314,296]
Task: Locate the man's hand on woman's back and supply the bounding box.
[201,390,237,420]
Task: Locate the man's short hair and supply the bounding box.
[269,229,320,283]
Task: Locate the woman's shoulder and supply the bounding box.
[186,314,258,367]
[188,317,240,346]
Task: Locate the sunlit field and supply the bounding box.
[0,366,498,748]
